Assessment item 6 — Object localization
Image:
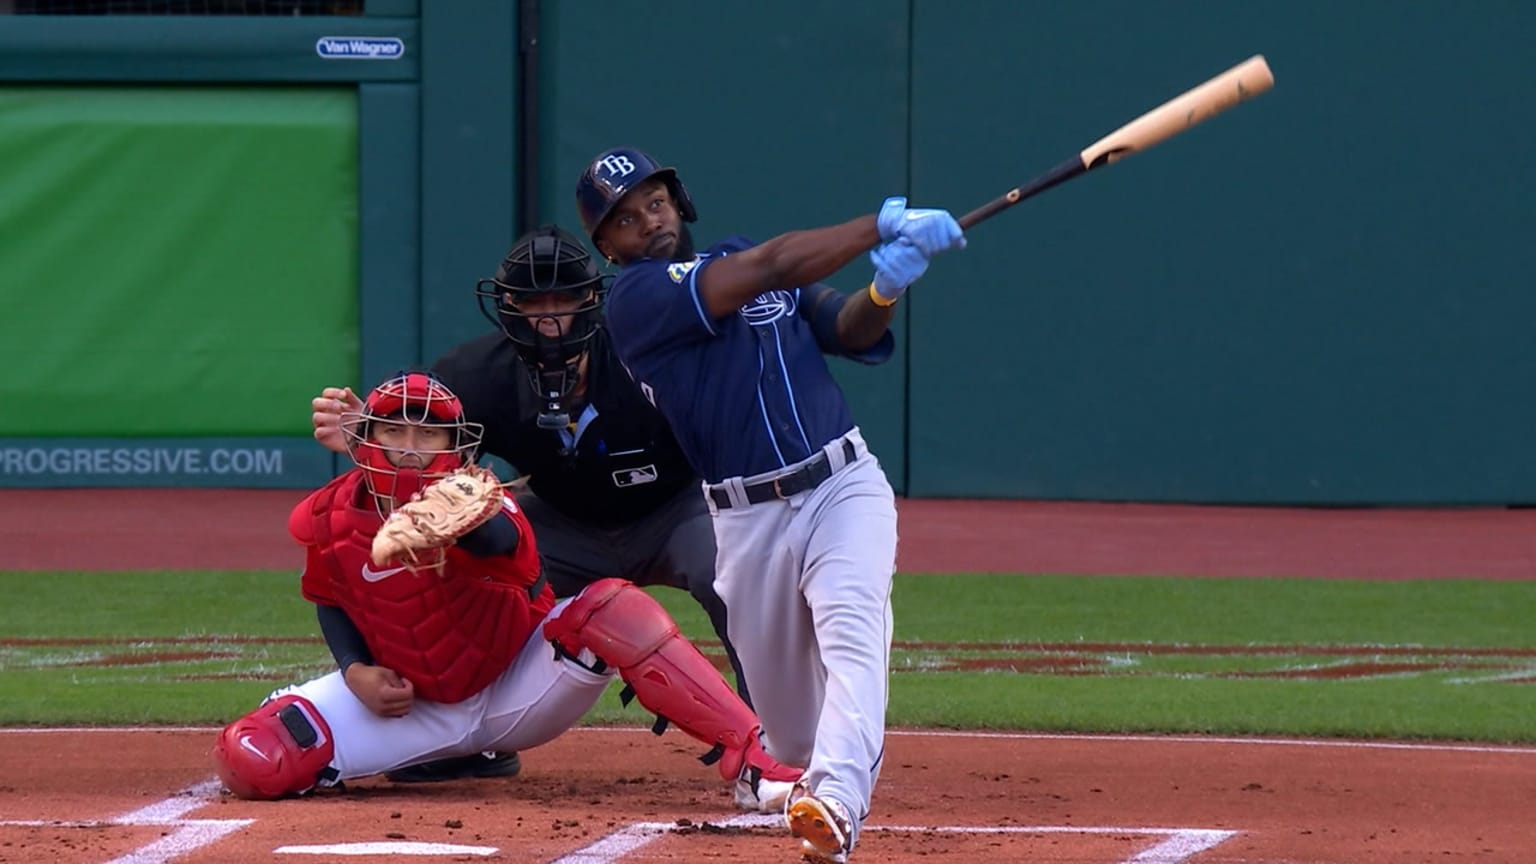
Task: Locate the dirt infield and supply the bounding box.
[3,489,1535,862]
[4,728,1535,863]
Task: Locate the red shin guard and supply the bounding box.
[544,578,800,782]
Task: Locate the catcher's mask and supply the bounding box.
[343,371,484,517]
[474,224,606,431]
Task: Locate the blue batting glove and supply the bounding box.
[896,208,966,256]
[876,196,907,242]
[870,237,930,303]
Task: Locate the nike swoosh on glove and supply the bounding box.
[896,207,966,256]
[870,237,930,302]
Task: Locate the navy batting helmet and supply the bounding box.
[575,147,697,245]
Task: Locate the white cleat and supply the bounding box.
[733,771,798,813]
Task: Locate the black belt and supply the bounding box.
[709,438,857,510]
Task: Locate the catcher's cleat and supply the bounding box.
[733,766,797,813]
[385,751,521,784]
[786,785,852,863]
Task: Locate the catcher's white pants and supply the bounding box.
[707,427,897,849]
[269,599,611,782]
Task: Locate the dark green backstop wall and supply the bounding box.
[900,1,1536,504]
[538,0,1536,505]
[3,1,1533,504]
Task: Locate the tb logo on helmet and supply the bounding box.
[575,147,699,246]
[597,154,637,178]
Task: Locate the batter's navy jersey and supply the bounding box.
[604,236,893,483]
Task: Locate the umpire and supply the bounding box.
[311,224,748,782]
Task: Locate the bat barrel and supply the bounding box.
[1080,54,1274,168]
[950,54,1275,232]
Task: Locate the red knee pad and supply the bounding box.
[543,577,677,665]
[212,694,336,799]
[544,578,800,783]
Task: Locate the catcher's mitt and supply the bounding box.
[371,465,507,566]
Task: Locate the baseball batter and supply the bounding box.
[576,148,965,863]
[212,371,799,802]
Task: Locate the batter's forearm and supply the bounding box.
[758,216,882,288]
[835,283,897,352]
[699,216,880,317]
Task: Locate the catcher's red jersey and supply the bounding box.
[291,471,555,704]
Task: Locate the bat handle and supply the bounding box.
[958,193,1020,230]
[955,156,1088,230]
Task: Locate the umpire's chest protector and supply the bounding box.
[298,474,551,704]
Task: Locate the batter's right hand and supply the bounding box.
[311,386,362,455]
[344,663,415,718]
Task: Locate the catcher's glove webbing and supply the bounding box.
[371,465,506,566]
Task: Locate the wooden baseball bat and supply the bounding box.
[956,55,1275,229]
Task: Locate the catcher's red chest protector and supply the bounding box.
[292,472,554,704]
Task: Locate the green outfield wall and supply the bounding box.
[0,86,357,438]
[534,0,912,492]
[898,1,1536,504]
[2,1,1533,504]
[538,0,1536,505]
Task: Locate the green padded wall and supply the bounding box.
[9,4,1532,501]
[534,0,912,490]
[417,0,518,366]
[906,0,1536,504]
[0,86,358,438]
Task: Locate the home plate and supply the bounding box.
[275,841,499,856]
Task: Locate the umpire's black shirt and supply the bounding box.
[431,327,697,527]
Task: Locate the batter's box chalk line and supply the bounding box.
[2,776,1235,864]
[0,779,253,864]
[549,812,1239,864]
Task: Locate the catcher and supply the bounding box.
[211,371,800,803]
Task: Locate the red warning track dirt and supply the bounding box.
[5,489,1534,577]
[3,489,1535,862]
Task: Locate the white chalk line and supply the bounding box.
[551,813,1236,864]
[0,779,249,864]
[3,726,1529,863]
[0,771,1237,864]
[273,841,499,856]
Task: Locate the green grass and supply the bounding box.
[891,573,1536,647]
[889,673,1536,740]
[4,571,1535,741]
[4,570,315,638]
